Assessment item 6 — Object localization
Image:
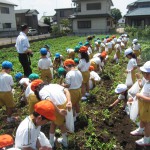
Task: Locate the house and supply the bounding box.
[53,8,74,30]
[118,17,125,27]
[39,15,53,24]
[70,0,114,35]
[38,21,50,34]
[15,9,39,30]
[0,0,17,32]
[125,0,150,27]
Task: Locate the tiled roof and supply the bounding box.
[70,14,111,19]
[15,9,30,14]
[0,0,17,6]
[125,7,150,16]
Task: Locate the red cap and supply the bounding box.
[64,59,75,66]
[79,46,88,53]
[31,79,43,91]
[89,66,94,71]
[0,134,14,148]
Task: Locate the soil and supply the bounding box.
[0,64,150,150]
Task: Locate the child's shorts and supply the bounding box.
[53,101,67,126]
[0,91,15,108]
[81,71,90,84]
[69,88,81,105]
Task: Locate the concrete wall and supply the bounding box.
[73,17,110,34]
[0,3,16,31]
[76,0,111,15]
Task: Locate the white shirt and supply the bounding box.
[0,73,14,91]
[25,83,34,98]
[90,71,101,81]
[15,117,41,149]
[19,78,30,86]
[65,70,83,89]
[39,84,67,105]
[87,47,93,55]
[38,58,53,69]
[132,43,141,51]
[66,49,74,54]
[78,59,90,72]
[15,32,30,53]
[90,57,102,69]
[127,58,137,71]
[114,44,121,52]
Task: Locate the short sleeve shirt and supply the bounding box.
[38,58,53,69]
[15,117,41,149]
[78,59,90,72]
[127,58,137,71]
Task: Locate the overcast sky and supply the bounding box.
[10,0,136,19]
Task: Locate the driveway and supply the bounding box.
[0,33,51,46]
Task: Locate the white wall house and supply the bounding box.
[71,0,113,34]
[0,0,17,31]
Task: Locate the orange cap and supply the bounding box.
[0,134,14,148]
[64,59,75,66]
[112,35,116,38]
[107,38,110,43]
[31,79,43,91]
[34,100,56,121]
[101,51,107,58]
[89,66,94,71]
[79,46,88,53]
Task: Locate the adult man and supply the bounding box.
[15,100,55,149]
[15,24,32,77]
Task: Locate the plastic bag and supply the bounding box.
[50,67,53,79]
[130,98,139,122]
[65,109,74,133]
[128,81,140,98]
[125,72,133,87]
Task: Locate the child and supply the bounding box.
[124,48,137,87]
[89,66,101,90]
[25,73,39,114]
[109,84,132,109]
[44,44,52,58]
[114,39,122,63]
[15,72,29,106]
[15,100,55,149]
[62,59,83,121]
[90,52,107,73]
[130,61,150,146]
[74,58,79,67]
[105,38,113,55]
[38,48,53,83]
[78,46,90,101]
[53,53,64,70]
[84,41,93,59]
[132,39,141,57]
[57,67,66,85]
[66,48,75,60]
[0,61,17,123]
[31,79,72,148]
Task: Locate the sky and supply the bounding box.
[10,0,136,19]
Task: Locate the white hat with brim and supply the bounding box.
[140,61,150,73]
[132,39,138,44]
[117,39,121,43]
[115,84,127,94]
[124,48,133,56]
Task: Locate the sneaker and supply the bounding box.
[136,137,150,146]
[85,93,90,97]
[81,96,87,101]
[57,137,68,147]
[130,128,144,136]
[49,136,56,148]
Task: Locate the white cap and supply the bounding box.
[124,34,127,37]
[93,53,101,58]
[132,39,138,44]
[140,61,150,73]
[115,84,127,94]
[117,39,121,43]
[124,48,133,56]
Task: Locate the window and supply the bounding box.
[107,21,110,26]
[78,21,91,29]
[60,11,65,17]
[3,23,11,29]
[87,3,101,10]
[1,7,9,14]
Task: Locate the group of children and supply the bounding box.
[0,34,149,149]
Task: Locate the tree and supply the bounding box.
[60,19,71,30]
[44,17,52,32]
[111,8,122,24]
